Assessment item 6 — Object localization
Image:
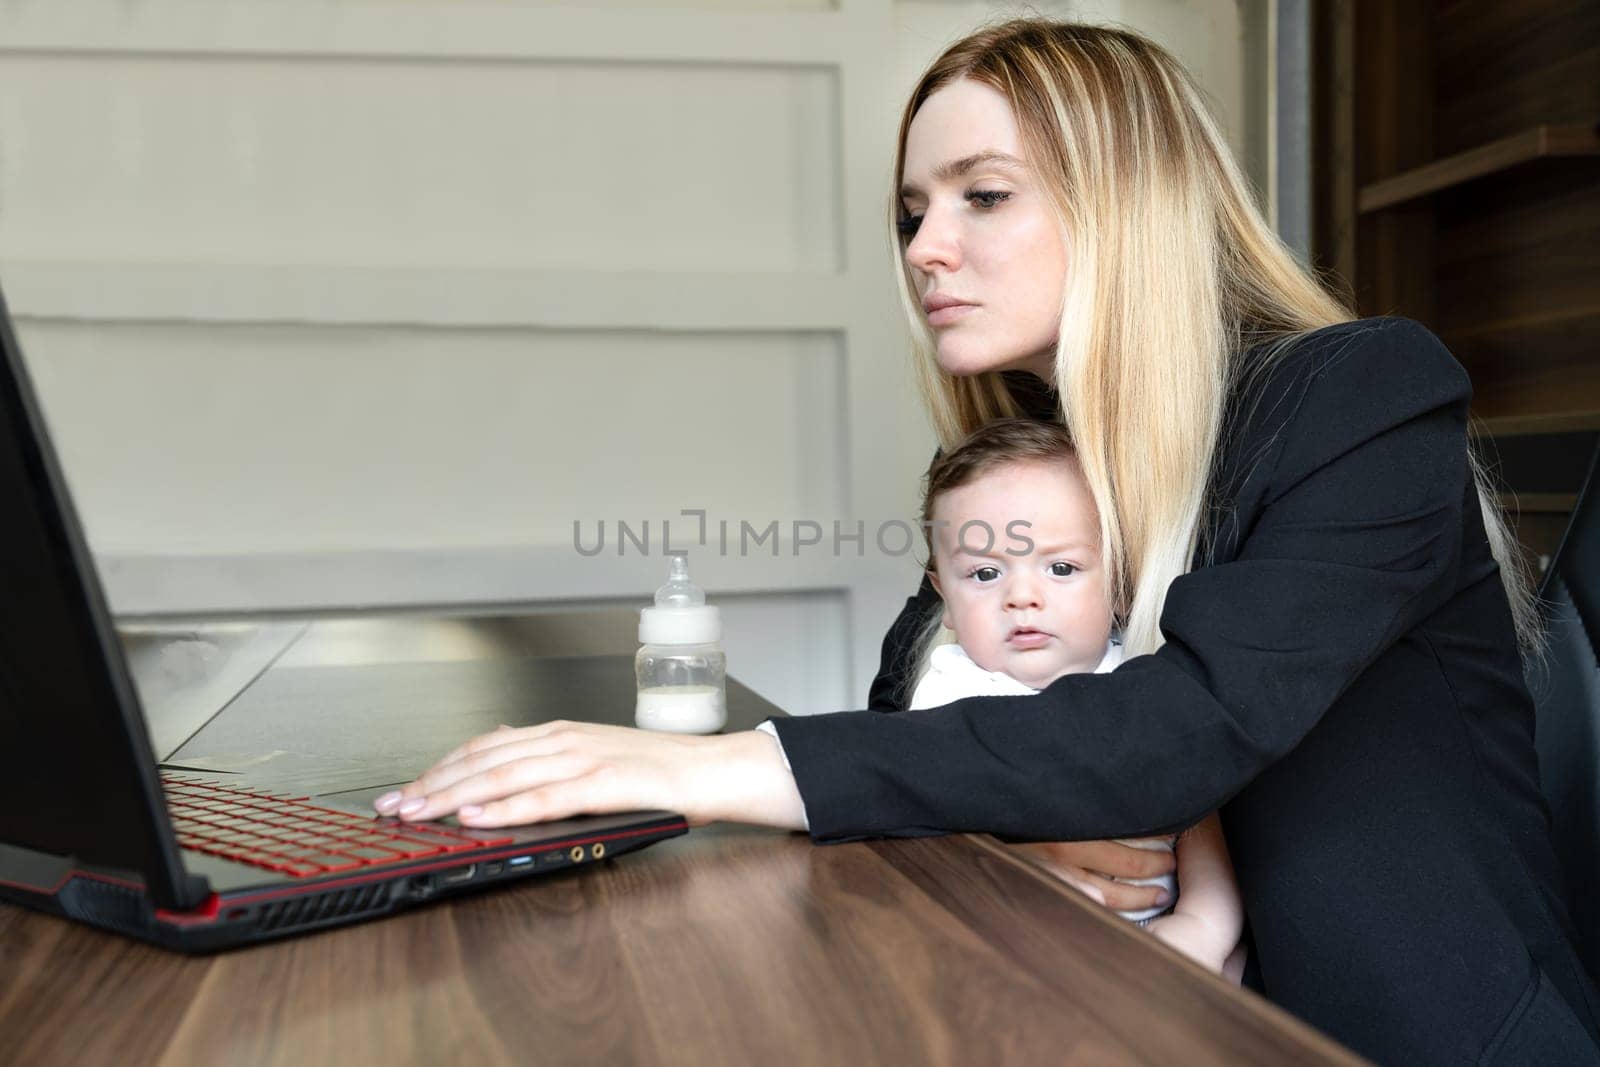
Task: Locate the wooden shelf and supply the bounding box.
[1497,492,1579,514]
[1475,410,1600,437]
[1447,305,1600,343]
[1358,124,1600,213]
[1319,3,1598,564]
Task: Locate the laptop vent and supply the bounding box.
[255,883,394,932]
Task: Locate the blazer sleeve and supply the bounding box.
[769,319,1476,842]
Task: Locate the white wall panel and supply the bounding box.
[18,319,845,555]
[0,53,841,272]
[408,0,837,9]
[720,592,852,713]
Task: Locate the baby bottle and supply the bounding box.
[635,552,726,734]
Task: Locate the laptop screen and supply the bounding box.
[0,285,194,906]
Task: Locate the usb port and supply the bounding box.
[508,855,534,867]
[442,864,476,885]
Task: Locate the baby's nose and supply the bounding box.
[1005,578,1044,610]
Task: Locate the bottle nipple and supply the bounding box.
[654,552,705,608]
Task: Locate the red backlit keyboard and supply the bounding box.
[162,773,513,879]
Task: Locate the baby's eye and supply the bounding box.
[1049,562,1076,577]
[969,566,1001,583]
[966,189,1010,209]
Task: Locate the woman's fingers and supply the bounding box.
[405,729,578,802]
[1086,875,1171,913]
[456,769,644,828]
[373,722,587,816]
[429,721,572,780]
[1074,838,1177,880]
[1036,864,1171,913]
[395,752,596,823]
[1014,838,1176,881]
[1009,839,1176,913]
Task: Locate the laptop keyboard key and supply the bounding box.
[162,774,511,879]
[341,847,406,863]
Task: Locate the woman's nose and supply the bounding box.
[905,206,961,275]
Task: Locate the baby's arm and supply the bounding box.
[1145,811,1244,981]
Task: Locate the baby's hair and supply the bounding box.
[920,417,1079,569]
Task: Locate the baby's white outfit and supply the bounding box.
[908,641,1123,709]
[908,640,1176,926]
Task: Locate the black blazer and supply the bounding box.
[769,318,1600,1064]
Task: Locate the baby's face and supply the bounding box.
[930,456,1114,689]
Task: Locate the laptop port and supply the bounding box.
[508,855,534,867]
[408,874,436,900]
[569,845,585,863]
[591,842,606,860]
[442,864,476,885]
[484,860,505,877]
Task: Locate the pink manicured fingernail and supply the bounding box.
[374,791,402,813]
[459,805,483,818]
[399,798,425,816]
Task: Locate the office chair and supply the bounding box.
[1530,446,1600,978]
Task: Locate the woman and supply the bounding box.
[376,21,1600,1063]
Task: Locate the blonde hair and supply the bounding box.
[890,18,1539,661]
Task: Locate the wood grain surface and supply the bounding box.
[0,826,1365,1066]
[0,616,1367,1065]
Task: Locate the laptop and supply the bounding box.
[0,284,688,951]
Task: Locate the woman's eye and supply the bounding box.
[966,189,1010,209]
[971,566,1001,582]
[899,191,1004,238]
[1049,562,1076,577]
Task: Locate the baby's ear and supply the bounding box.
[926,570,955,630]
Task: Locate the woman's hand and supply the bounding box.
[373,721,809,831]
[1008,838,1177,913]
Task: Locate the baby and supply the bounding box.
[910,418,1243,979]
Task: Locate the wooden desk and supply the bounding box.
[0,615,1365,1066]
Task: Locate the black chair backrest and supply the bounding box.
[1531,447,1600,978]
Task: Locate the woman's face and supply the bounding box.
[899,78,1068,381]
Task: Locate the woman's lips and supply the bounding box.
[1007,629,1053,649]
[927,303,976,327]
